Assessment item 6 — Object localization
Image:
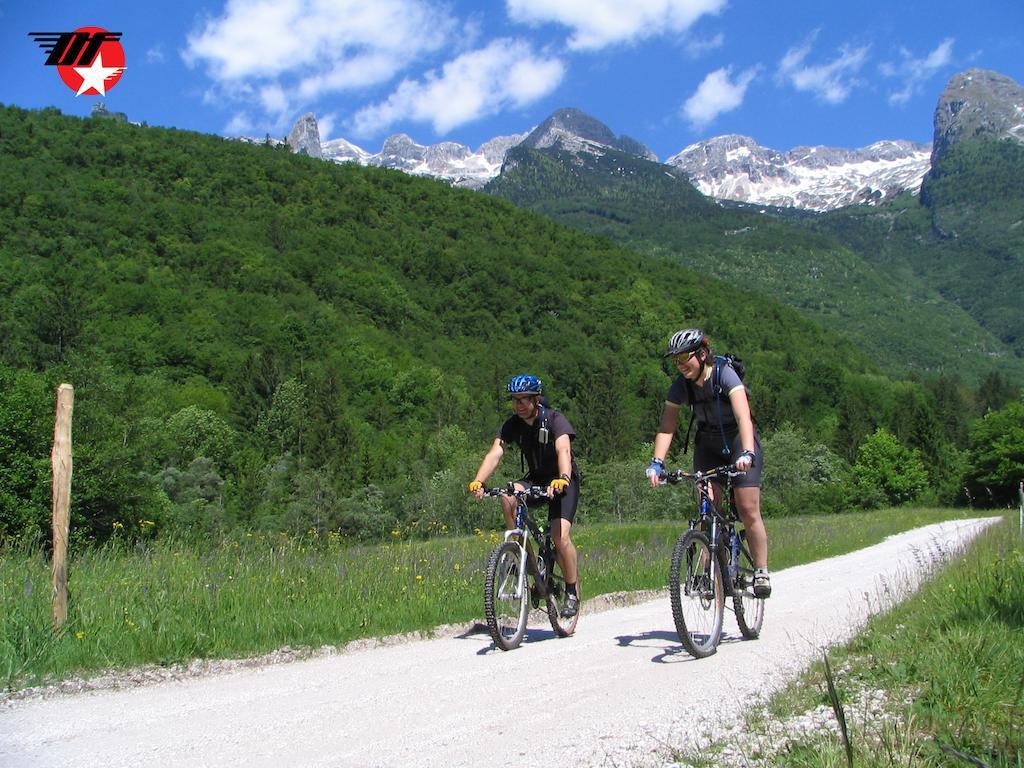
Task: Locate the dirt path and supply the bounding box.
[0,517,998,768]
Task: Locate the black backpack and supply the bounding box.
[681,354,747,455]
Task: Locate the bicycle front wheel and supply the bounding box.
[545,551,579,638]
[732,531,765,640]
[669,530,724,658]
[484,541,529,650]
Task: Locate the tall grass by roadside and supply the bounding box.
[687,514,1022,767]
[1,506,967,692]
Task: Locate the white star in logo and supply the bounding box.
[73,52,124,97]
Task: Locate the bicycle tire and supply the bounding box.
[544,547,579,637]
[669,529,724,658]
[731,530,765,640]
[484,541,529,650]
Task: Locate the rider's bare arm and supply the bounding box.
[470,438,506,496]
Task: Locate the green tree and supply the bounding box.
[965,398,1024,506]
[165,405,236,468]
[977,370,1019,415]
[0,366,51,540]
[257,378,308,462]
[852,428,928,506]
[761,423,849,516]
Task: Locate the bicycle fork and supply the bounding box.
[502,528,529,600]
[693,514,739,599]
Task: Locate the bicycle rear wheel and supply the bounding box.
[484,541,529,650]
[732,530,764,639]
[669,530,724,658]
[545,549,579,637]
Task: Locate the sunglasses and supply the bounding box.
[509,394,537,403]
[673,351,698,363]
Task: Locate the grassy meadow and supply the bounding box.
[1,504,973,693]
[671,513,1023,767]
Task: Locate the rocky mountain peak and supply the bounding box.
[521,107,657,161]
[667,135,930,211]
[378,133,427,162]
[281,115,526,189]
[932,68,1024,165]
[286,113,322,159]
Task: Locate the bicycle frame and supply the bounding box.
[662,463,764,656]
[668,466,741,590]
[492,485,548,592]
[498,501,531,603]
[480,484,579,650]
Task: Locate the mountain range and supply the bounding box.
[233,68,1024,382]
[479,68,1024,383]
[267,68,1023,213]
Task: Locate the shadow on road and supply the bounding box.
[614,630,693,663]
[614,629,748,663]
[468,626,568,654]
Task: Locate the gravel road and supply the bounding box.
[0,517,998,768]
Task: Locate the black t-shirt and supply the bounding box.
[666,361,745,430]
[498,407,579,482]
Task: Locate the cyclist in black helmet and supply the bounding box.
[468,374,582,618]
[646,329,771,598]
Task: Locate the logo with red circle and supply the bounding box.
[29,27,126,96]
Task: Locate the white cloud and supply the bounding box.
[224,112,255,135]
[183,0,455,127]
[682,65,759,129]
[317,113,337,141]
[146,46,166,64]
[777,34,869,104]
[685,32,724,59]
[881,37,955,105]
[259,84,289,115]
[350,39,565,136]
[507,0,727,50]
[297,52,404,100]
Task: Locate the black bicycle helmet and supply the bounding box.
[664,328,706,357]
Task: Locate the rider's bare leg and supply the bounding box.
[734,486,767,570]
[550,517,579,590]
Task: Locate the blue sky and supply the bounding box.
[2,0,1022,161]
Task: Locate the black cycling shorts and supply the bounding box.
[693,428,762,488]
[519,476,580,524]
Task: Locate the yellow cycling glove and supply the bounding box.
[550,478,569,493]
[468,480,483,493]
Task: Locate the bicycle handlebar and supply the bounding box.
[480,484,551,500]
[660,464,745,485]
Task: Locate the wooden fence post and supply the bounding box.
[51,383,74,630]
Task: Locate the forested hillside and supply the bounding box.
[0,106,1014,543]
[808,139,1024,357]
[487,144,1024,383]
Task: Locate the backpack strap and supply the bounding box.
[713,357,731,457]
[681,379,696,454]
[519,404,551,475]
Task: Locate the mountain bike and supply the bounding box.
[658,464,764,658]
[480,484,579,651]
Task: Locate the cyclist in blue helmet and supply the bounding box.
[468,374,582,618]
[646,329,771,598]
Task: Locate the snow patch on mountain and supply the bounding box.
[320,131,526,189]
[666,135,931,211]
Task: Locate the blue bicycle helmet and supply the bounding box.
[507,374,543,396]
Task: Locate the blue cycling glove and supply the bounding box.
[645,457,665,480]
